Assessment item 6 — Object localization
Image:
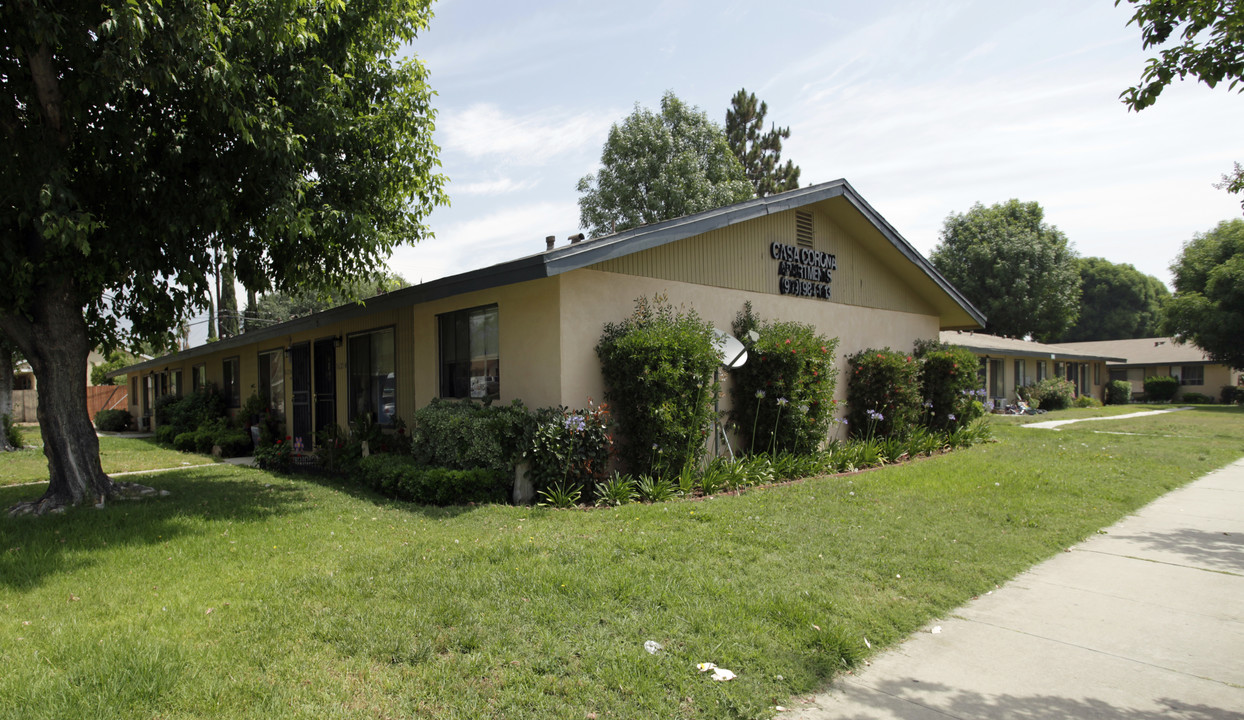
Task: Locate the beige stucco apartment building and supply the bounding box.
[939,331,1123,407]
[1059,337,1243,401]
[118,180,986,447]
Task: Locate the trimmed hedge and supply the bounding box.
[94,409,132,432]
[845,348,921,438]
[917,344,984,432]
[597,295,720,476]
[1028,377,1076,411]
[1143,375,1180,402]
[729,303,840,455]
[411,399,533,473]
[1104,380,1132,405]
[1222,386,1244,405]
[1180,392,1213,404]
[354,454,507,506]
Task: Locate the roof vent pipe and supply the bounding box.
[569,233,585,244]
[545,235,555,251]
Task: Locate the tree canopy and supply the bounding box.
[1,0,447,513]
[930,200,1081,343]
[1161,218,1244,369]
[1058,257,1170,342]
[1118,0,1244,211]
[577,91,753,238]
[725,89,801,197]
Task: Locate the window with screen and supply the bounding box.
[439,305,499,401]
[258,349,286,415]
[348,328,396,426]
[222,356,240,408]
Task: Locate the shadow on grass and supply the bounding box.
[0,465,310,591]
[274,466,492,521]
[827,679,1238,720]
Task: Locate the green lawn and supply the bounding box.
[2,428,214,487]
[1,407,1242,719]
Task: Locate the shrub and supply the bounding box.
[845,348,921,439]
[354,455,507,505]
[1074,395,1102,408]
[155,386,226,440]
[239,392,284,448]
[1030,377,1075,410]
[411,399,533,473]
[1104,380,1132,405]
[155,424,178,445]
[3,414,22,449]
[1180,392,1213,404]
[917,344,985,432]
[729,302,840,455]
[597,295,719,477]
[254,437,293,473]
[215,429,253,458]
[1221,386,1244,405]
[1143,375,1180,402]
[94,408,132,432]
[173,432,198,453]
[525,403,613,497]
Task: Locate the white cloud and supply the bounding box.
[441,103,618,165]
[452,176,538,196]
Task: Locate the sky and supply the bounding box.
[383,0,1243,290]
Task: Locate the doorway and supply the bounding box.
[313,338,337,437]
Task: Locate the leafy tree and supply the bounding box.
[577,91,753,237]
[1,1,446,514]
[218,256,240,339]
[90,350,136,387]
[1161,218,1244,369]
[1059,257,1170,342]
[244,274,408,330]
[725,89,801,197]
[1118,0,1244,211]
[930,200,1081,342]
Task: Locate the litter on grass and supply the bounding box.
[931,626,943,634]
[644,641,662,655]
[697,662,737,681]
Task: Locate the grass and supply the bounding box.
[1,407,1242,719]
[1,427,214,487]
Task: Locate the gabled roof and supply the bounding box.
[939,331,1126,363]
[1058,337,1220,366]
[118,179,985,375]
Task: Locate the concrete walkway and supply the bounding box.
[784,457,1244,719]
[1022,406,1193,431]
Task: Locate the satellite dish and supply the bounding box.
[713,328,748,369]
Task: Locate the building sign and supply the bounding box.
[770,242,836,300]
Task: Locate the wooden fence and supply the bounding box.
[9,385,129,424]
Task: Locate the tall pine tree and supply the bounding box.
[726,89,801,197]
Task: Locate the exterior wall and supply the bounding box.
[130,280,566,440]
[408,277,562,411]
[1116,363,1241,400]
[589,207,938,318]
[972,353,1111,406]
[557,268,941,436]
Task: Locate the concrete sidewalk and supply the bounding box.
[785,458,1244,719]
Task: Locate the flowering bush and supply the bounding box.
[254,436,293,473]
[526,403,614,497]
[1027,377,1076,410]
[729,303,840,455]
[845,348,921,439]
[917,344,985,431]
[597,295,719,477]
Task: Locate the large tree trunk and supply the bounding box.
[0,343,13,452]
[1,281,164,515]
[1,282,114,513]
